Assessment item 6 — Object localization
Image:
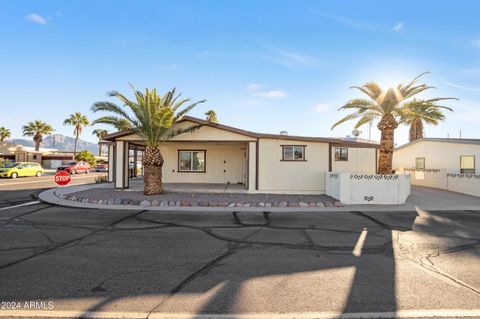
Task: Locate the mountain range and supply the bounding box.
[8,134,99,154]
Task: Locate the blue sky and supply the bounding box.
[1,0,479,145]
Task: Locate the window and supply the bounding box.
[178,150,206,172]
[334,148,348,161]
[460,155,475,174]
[415,157,425,170]
[282,145,305,161]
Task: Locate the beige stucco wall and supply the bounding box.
[117,121,256,142]
[159,142,247,184]
[331,147,377,174]
[257,138,329,194]
[393,141,480,174]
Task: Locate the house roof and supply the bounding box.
[102,115,380,148]
[395,137,480,151]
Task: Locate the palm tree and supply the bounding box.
[91,86,206,195]
[22,121,54,151]
[332,72,454,174]
[205,109,218,123]
[0,127,11,142]
[63,112,90,156]
[400,98,455,142]
[92,128,109,156]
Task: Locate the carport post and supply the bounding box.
[108,144,114,183]
[247,141,257,192]
[114,141,129,189]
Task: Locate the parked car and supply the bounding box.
[0,162,44,178]
[95,163,109,172]
[56,161,91,174]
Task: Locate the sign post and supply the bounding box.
[54,171,71,186]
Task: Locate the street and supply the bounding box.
[0,181,479,318]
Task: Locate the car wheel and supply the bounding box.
[71,169,76,175]
[36,171,42,177]
[11,172,18,179]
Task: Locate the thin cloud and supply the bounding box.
[310,10,375,30]
[312,103,332,113]
[260,44,325,70]
[157,64,179,70]
[443,80,480,92]
[25,13,47,25]
[254,90,287,98]
[393,22,403,32]
[245,83,263,92]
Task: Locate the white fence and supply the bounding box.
[396,168,480,198]
[326,172,411,205]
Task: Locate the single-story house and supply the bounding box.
[0,142,74,168]
[393,138,480,174]
[103,116,380,194]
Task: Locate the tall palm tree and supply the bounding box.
[0,127,11,142]
[92,128,109,156]
[22,121,54,151]
[91,86,206,195]
[205,109,218,123]
[63,112,90,156]
[332,72,453,174]
[400,98,455,142]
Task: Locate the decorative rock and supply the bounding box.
[114,198,123,205]
[272,202,279,207]
[218,202,228,207]
[278,201,288,207]
[151,199,160,206]
[243,203,251,207]
[175,201,181,206]
[288,202,299,207]
[160,200,169,207]
[334,201,343,207]
[70,196,77,201]
[131,199,141,205]
[140,200,151,206]
[299,201,309,207]
[108,198,115,205]
[236,203,243,207]
[309,202,316,207]
[209,201,217,207]
[228,203,236,207]
[89,199,96,204]
[97,199,103,204]
[168,201,176,206]
[198,202,209,207]
[316,202,325,207]
[265,202,272,208]
[191,201,198,206]
[121,199,130,205]
[257,202,265,207]
[180,200,190,206]
[325,202,334,207]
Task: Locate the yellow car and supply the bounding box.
[0,162,44,178]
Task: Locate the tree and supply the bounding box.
[400,98,455,142]
[205,109,218,123]
[0,127,11,142]
[92,128,109,156]
[91,86,206,195]
[63,112,90,156]
[22,120,54,151]
[331,72,454,174]
[75,150,97,167]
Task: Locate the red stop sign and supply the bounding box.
[54,171,71,186]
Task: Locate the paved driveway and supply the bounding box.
[0,196,479,318]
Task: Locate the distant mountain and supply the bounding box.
[8,134,99,154]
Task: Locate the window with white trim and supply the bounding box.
[415,157,425,170]
[335,148,348,161]
[178,150,206,172]
[282,145,305,161]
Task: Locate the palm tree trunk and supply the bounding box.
[98,143,102,157]
[143,146,164,195]
[409,119,424,142]
[74,134,78,156]
[377,114,398,174]
[34,140,40,152]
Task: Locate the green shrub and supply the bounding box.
[75,151,97,167]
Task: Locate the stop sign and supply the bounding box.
[54,171,71,186]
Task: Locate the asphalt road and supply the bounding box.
[0,184,479,318]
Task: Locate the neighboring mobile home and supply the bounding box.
[103,116,379,194]
[393,138,480,174]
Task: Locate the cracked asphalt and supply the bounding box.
[0,188,480,318]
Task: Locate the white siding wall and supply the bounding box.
[257,138,329,194]
[393,141,480,174]
[331,147,377,173]
[160,143,246,184]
